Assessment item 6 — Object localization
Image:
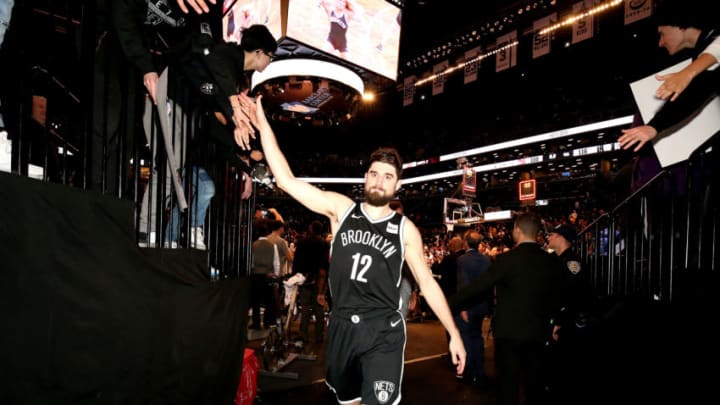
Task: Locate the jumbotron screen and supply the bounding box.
[222,0,283,44]
[286,0,401,80]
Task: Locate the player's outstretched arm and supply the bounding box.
[239,93,352,223]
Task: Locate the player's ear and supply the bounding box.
[395,179,402,192]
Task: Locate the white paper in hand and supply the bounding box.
[630,59,720,168]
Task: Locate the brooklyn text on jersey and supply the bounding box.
[337,230,399,258]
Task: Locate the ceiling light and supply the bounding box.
[250,59,364,125]
[252,59,363,95]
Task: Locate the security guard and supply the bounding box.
[449,213,564,405]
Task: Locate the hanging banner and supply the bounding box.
[624,0,652,25]
[432,60,449,96]
[496,31,517,72]
[572,0,595,44]
[464,46,481,84]
[518,179,537,201]
[462,166,477,197]
[532,13,556,59]
[403,75,416,107]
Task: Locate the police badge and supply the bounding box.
[200,82,214,95]
[567,260,581,274]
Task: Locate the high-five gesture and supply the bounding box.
[229,93,258,150]
[176,0,216,14]
[238,93,267,130]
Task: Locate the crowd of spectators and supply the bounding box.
[259,195,605,270]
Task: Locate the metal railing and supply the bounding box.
[577,137,718,303]
[1,1,255,279]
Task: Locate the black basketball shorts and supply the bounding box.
[325,311,407,405]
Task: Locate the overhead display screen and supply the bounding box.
[286,0,401,80]
[222,0,283,44]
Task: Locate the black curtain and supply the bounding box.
[0,172,250,404]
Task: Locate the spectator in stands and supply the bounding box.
[113,0,192,245]
[117,8,276,247]
[618,0,719,153]
[166,24,276,249]
[292,220,330,344]
[267,210,292,276]
[250,219,279,330]
[165,167,215,249]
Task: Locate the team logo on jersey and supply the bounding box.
[374,380,396,404]
[567,260,581,274]
[386,222,399,234]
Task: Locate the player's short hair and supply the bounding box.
[368,147,403,179]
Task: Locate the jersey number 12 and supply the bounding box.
[350,253,372,283]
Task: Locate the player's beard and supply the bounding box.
[364,187,393,207]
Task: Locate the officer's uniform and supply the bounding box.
[551,248,595,404]
[325,203,406,405]
[558,249,591,321]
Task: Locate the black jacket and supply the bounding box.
[172,32,248,122]
[436,250,463,297]
[113,1,243,121]
[112,0,189,75]
[449,242,564,341]
[292,235,330,285]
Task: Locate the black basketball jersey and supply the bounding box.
[329,203,406,317]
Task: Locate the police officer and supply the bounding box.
[546,223,595,404]
[546,224,593,341]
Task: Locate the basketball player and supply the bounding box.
[237,93,465,405]
[321,0,357,59]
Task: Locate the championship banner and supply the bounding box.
[496,31,517,72]
[624,0,652,25]
[518,179,537,204]
[464,46,481,84]
[432,60,448,96]
[403,75,416,107]
[572,0,594,44]
[532,13,556,59]
[462,166,477,197]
